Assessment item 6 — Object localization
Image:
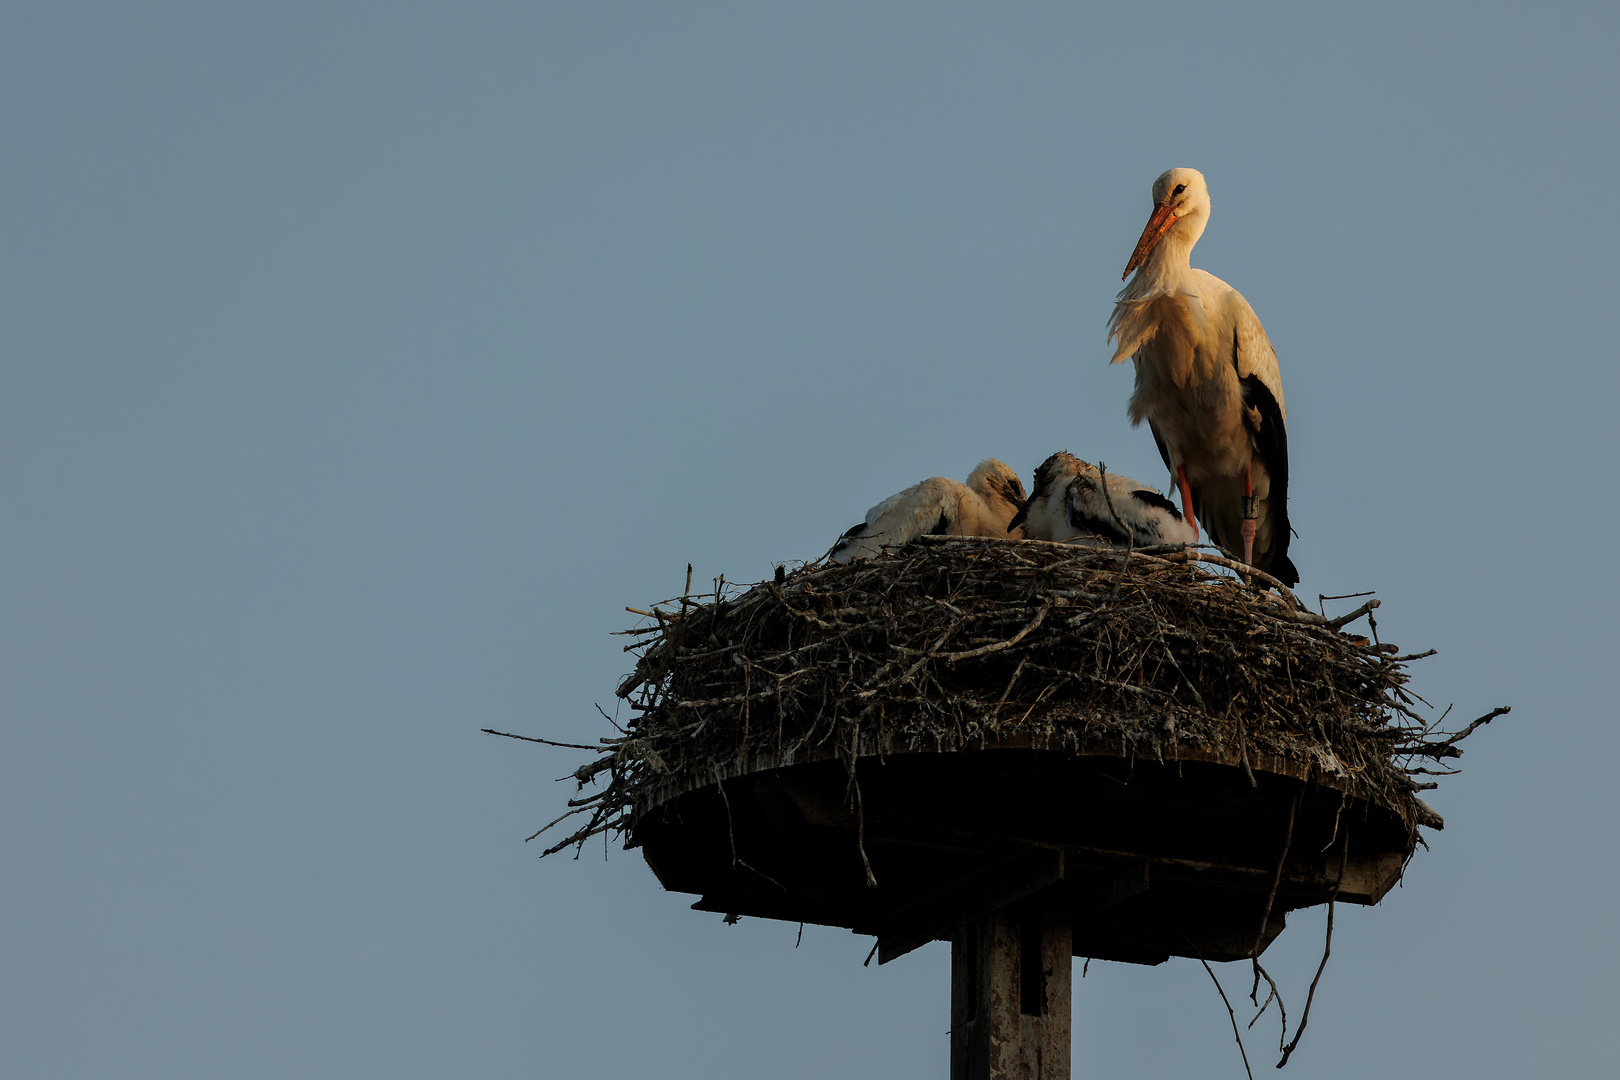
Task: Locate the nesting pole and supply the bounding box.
[951,905,1072,1079]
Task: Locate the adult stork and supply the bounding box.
[1108,168,1298,585]
[830,459,1026,564]
[1010,451,1197,548]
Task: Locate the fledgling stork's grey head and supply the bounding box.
[964,458,1027,535]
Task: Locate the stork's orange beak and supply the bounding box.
[1122,203,1177,280]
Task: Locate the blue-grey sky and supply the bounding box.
[2,3,1614,1077]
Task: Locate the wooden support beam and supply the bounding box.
[951,902,1072,1079]
[871,816,1401,905]
[876,849,1064,965]
[1071,859,1150,918]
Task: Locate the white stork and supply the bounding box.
[1009,451,1198,548]
[1108,168,1298,585]
[830,459,1026,564]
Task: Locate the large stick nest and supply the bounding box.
[526,537,1502,857]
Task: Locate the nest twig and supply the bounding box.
[503,537,1504,858]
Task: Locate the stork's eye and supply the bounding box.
[1172,183,1187,196]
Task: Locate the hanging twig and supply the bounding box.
[1247,960,1288,1050]
[1189,934,1255,1080]
[1277,827,1351,1068]
[1252,785,1302,959]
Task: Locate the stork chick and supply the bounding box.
[830,459,1026,564]
[1010,451,1197,548]
[1108,168,1298,585]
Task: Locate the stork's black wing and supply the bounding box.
[1238,371,1297,584]
[1147,419,1174,492]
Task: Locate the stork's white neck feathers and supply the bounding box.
[1108,168,1213,361]
[1132,221,1203,294]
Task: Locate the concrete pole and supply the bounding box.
[950,900,1072,1079]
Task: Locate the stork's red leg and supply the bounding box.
[1175,465,1198,542]
[1240,460,1257,568]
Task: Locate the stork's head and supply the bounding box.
[965,458,1027,524]
[1121,168,1210,280]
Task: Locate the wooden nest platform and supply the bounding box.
[523,536,1500,970]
